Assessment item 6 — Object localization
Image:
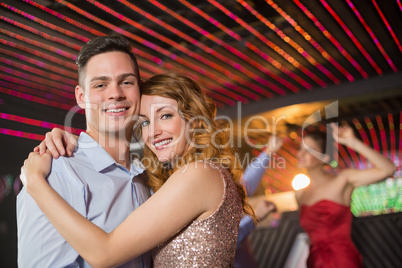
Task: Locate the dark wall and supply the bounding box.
[352,213,402,268]
[0,193,17,268]
[249,211,402,268]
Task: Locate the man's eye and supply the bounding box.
[161,114,172,120]
[95,84,105,88]
[140,121,150,127]
[123,81,134,85]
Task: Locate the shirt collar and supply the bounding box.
[77,133,115,172]
[131,157,146,176]
[77,133,145,175]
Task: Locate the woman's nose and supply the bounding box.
[149,122,162,138]
[297,149,304,158]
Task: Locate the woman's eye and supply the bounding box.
[161,113,172,120]
[140,121,150,127]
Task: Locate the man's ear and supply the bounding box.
[75,85,85,109]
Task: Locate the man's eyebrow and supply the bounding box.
[118,73,138,80]
[89,76,110,83]
[89,73,137,83]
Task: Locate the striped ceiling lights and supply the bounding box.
[1,1,401,107]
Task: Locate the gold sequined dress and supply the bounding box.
[152,161,243,267]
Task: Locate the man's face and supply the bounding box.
[75,51,140,139]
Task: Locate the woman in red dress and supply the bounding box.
[295,123,396,268]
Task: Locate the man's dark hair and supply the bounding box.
[76,35,140,87]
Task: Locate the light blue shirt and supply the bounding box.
[17,132,152,268]
[237,151,270,245]
[235,152,271,268]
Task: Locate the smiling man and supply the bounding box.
[17,35,152,268]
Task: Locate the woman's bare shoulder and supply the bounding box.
[169,161,223,188]
[168,161,225,213]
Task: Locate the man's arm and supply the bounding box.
[242,136,284,196]
[237,216,255,246]
[17,163,86,267]
[237,136,283,247]
[236,151,270,247]
[242,151,270,196]
[237,200,277,246]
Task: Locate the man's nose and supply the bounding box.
[108,83,125,100]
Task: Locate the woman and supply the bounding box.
[21,72,255,267]
[295,123,396,268]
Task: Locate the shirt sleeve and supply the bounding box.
[236,152,270,249]
[17,164,86,268]
[237,216,256,247]
[242,152,270,196]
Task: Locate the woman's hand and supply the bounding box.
[20,151,52,193]
[33,128,78,158]
[330,123,357,147]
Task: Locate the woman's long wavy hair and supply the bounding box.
[138,72,255,220]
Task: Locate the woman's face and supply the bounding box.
[139,95,190,163]
[297,136,323,169]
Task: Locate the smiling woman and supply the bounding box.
[295,125,396,268]
[138,72,247,194]
[139,95,189,163]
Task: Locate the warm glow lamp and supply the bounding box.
[292,174,310,191]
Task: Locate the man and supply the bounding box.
[17,35,152,267]
[235,136,283,268]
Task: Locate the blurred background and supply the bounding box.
[0,0,401,267]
